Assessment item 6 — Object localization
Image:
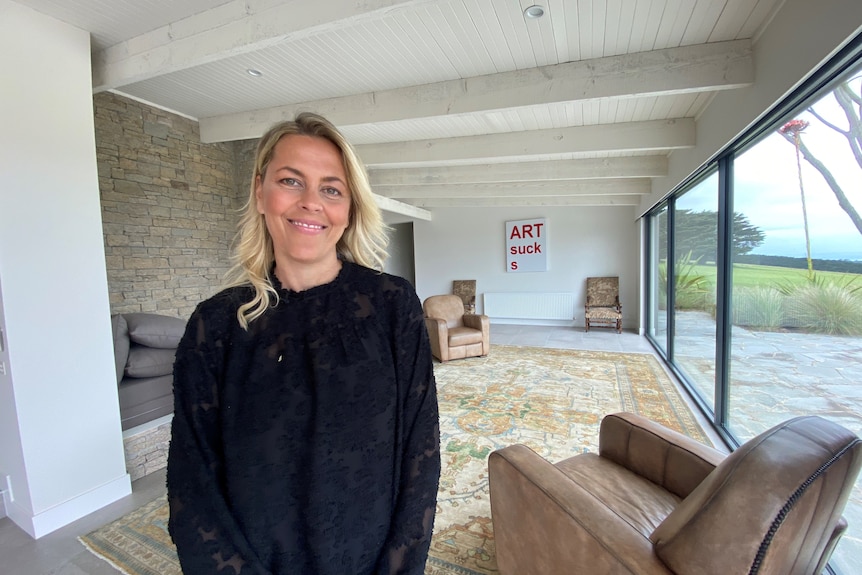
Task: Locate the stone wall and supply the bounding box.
[234,138,259,201]
[94,92,242,319]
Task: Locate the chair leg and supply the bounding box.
[616,319,621,334]
[585,319,590,332]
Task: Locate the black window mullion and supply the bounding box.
[714,155,736,446]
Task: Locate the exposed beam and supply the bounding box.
[368,157,668,185]
[373,194,431,221]
[355,119,695,166]
[200,40,750,142]
[92,0,429,91]
[408,196,641,208]
[376,179,651,198]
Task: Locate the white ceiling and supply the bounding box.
[19,0,782,218]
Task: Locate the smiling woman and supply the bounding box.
[166,113,441,575]
[254,134,352,288]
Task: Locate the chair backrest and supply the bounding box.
[651,416,861,575]
[586,276,619,307]
[452,279,477,311]
[423,294,465,328]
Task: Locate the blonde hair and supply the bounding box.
[223,112,389,328]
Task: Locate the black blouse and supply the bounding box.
[166,262,440,574]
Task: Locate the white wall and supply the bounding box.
[641,0,862,213]
[413,206,639,328]
[384,222,416,285]
[0,0,130,537]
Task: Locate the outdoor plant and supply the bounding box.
[785,281,862,335]
[732,287,786,329]
[659,251,713,311]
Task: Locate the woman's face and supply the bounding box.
[255,134,351,270]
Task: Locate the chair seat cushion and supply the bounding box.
[448,326,484,347]
[555,453,681,538]
[585,307,622,320]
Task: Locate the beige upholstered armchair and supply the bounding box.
[585,276,622,333]
[423,294,490,362]
[489,412,861,575]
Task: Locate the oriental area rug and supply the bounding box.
[80,345,711,575]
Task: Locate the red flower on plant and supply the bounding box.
[779,119,809,136]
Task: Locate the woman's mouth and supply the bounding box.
[288,219,326,231]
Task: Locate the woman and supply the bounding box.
[166,113,440,575]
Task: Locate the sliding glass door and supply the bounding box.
[645,41,862,575]
[671,174,718,411]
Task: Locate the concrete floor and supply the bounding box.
[0,468,166,575]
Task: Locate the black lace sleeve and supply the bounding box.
[166,306,270,575]
[377,282,442,574]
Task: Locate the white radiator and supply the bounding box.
[483,292,575,320]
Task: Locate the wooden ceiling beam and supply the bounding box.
[199,40,750,142]
[408,196,642,208]
[376,179,651,198]
[92,0,430,91]
[354,119,694,166]
[368,156,667,185]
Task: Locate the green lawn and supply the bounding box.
[687,263,861,289]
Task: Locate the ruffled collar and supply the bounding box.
[269,261,351,298]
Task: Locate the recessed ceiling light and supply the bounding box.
[246,68,263,77]
[524,5,545,19]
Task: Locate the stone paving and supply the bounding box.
[671,311,862,575]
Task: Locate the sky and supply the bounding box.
[680,73,862,261]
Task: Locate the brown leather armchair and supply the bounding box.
[489,412,861,575]
[423,294,490,362]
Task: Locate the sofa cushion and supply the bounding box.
[125,345,177,378]
[111,314,130,384]
[125,313,186,349]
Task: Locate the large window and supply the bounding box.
[672,174,718,410]
[648,205,668,353]
[646,44,862,574]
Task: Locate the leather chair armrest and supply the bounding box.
[462,313,490,355]
[814,516,848,575]
[489,445,673,575]
[599,412,726,499]
[424,317,448,362]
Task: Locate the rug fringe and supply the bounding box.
[78,536,138,575]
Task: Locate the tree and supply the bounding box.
[778,119,814,278]
[730,211,767,258]
[778,75,862,236]
[660,209,765,262]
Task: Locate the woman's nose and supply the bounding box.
[298,186,322,211]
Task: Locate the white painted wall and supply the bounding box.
[384,222,416,285]
[413,206,639,328]
[0,0,130,537]
[640,0,862,213]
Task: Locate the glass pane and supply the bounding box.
[650,206,668,353]
[730,70,862,574]
[671,173,718,410]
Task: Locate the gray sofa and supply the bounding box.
[111,313,186,431]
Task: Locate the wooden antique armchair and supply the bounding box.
[585,276,622,333]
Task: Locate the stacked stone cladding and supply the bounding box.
[94,92,247,320]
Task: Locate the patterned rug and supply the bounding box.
[80,345,710,575]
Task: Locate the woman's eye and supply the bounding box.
[281,178,300,187]
[322,187,343,197]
